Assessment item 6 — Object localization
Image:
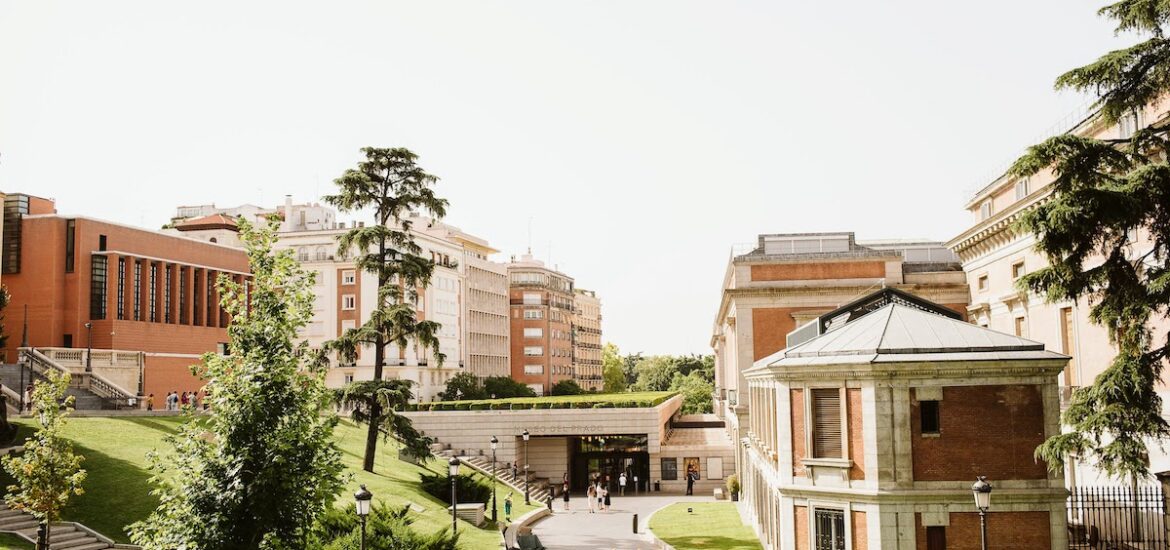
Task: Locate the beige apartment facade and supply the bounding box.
[572,288,603,391]
[711,232,970,485]
[946,97,1170,481]
[418,218,511,380]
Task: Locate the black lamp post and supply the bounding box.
[972,476,992,550]
[84,322,93,373]
[354,484,372,550]
[490,435,499,523]
[522,429,531,504]
[449,457,461,534]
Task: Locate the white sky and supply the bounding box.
[0,1,1136,355]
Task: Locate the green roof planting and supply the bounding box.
[400,391,678,412]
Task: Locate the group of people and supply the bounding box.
[560,471,637,513]
[147,390,204,411]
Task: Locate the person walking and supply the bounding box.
[686,468,697,496]
[619,472,627,496]
[24,385,33,412]
[561,482,570,511]
[146,393,154,411]
[595,483,604,512]
[602,484,611,511]
[504,492,513,523]
[512,461,518,481]
[586,484,596,513]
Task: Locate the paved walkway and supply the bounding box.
[530,493,712,549]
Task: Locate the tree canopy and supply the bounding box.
[1015,0,1170,480]
[130,219,344,549]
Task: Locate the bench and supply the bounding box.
[447,502,485,527]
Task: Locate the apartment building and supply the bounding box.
[508,254,575,395]
[275,219,464,402]
[572,288,603,391]
[740,289,1068,550]
[711,232,969,482]
[945,96,1170,480]
[3,193,250,397]
[168,196,337,247]
[414,217,510,380]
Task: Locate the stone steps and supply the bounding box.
[0,502,112,549]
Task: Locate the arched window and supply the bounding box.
[297,248,310,262]
[315,247,328,261]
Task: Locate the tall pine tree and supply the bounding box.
[324,147,448,473]
[1015,0,1170,480]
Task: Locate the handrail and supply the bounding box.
[20,348,136,401]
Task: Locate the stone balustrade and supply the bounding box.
[22,347,143,397]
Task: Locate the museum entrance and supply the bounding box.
[569,435,650,493]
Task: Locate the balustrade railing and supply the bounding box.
[19,347,139,401]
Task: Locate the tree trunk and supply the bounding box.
[362,234,389,473]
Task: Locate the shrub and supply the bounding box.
[726,474,740,495]
[306,503,459,550]
[419,472,492,505]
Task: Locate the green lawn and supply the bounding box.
[649,502,762,550]
[410,391,677,411]
[6,416,538,549]
[0,532,33,549]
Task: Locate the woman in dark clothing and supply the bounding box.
[562,482,570,511]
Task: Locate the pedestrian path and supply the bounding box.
[530,494,710,550]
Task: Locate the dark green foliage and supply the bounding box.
[550,379,584,396]
[418,472,492,505]
[324,147,449,474]
[482,376,537,399]
[1014,0,1170,480]
[334,380,434,462]
[602,343,626,393]
[306,504,459,550]
[437,373,487,401]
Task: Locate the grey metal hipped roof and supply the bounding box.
[761,303,1067,367]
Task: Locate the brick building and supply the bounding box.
[3,193,250,398]
[740,289,1068,550]
[507,254,575,395]
[571,288,603,391]
[711,232,969,484]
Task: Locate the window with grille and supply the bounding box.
[813,508,845,550]
[149,264,158,322]
[524,328,543,339]
[811,388,843,458]
[90,255,108,320]
[979,201,992,220]
[133,260,142,321]
[117,257,126,320]
[1014,178,1029,200]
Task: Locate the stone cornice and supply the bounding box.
[746,359,1067,381]
[946,190,1053,263]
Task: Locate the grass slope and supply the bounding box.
[6,416,537,548]
[649,502,762,550]
[0,532,33,549]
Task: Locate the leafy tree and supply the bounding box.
[2,370,85,543]
[669,372,714,415]
[674,354,714,383]
[630,356,677,392]
[437,372,487,401]
[307,504,458,550]
[602,343,626,393]
[550,379,585,396]
[324,147,449,473]
[335,380,433,462]
[621,352,644,387]
[483,376,537,399]
[1014,0,1170,480]
[129,220,344,549]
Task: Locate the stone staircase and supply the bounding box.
[0,502,112,549]
[429,442,552,503]
[0,363,112,412]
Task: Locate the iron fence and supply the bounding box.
[1068,485,1167,549]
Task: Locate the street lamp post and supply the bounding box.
[449,457,461,534]
[354,484,372,550]
[972,476,992,550]
[490,435,499,523]
[522,429,531,504]
[84,323,93,373]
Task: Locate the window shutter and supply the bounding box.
[812,388,843,458]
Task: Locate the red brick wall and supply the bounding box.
[791,389,806,477]
[794,505,808,549]
[848,388,865,480]
[752,307,826,361]
[915,511,1051,550]
[143,355,205,399]
[911,385,1049,481]
[5,215,249,396]
[852,510,867,550]
[750,261,887,282]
